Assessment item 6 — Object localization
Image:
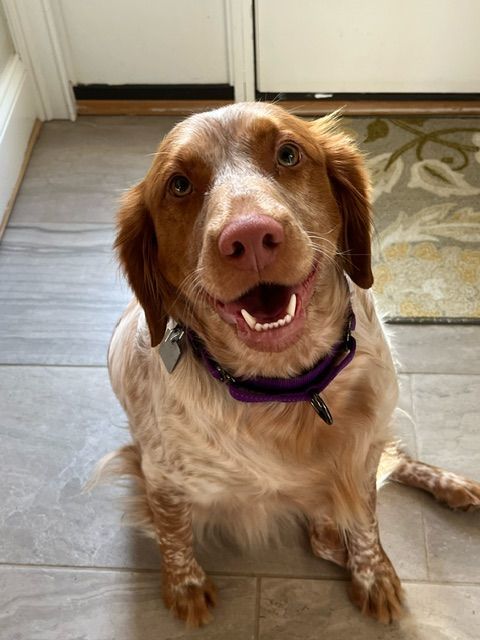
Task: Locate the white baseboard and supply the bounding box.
[0,54,38,234]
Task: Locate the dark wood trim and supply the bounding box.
[386,316,480,325]
[258,92,480,102]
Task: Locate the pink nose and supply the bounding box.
[218,214,284,272]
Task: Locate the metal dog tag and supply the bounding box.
[159,321,185,373]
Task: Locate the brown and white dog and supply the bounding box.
[100,103,480,627]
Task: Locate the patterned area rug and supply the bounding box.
[344,117,480,322]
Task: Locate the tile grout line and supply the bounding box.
[397,372,417,458]
[421,507,432,581]
[8,224,116,229]
[410,373,433,580]
[0,562,163,574]
[1,363,479,375]
[399,371,480,376]
[253,577,262,640]
[0,363,108,368]
[0,563,479,587]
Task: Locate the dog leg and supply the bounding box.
[308,507,405,624]
[308,514,348,567]
[346,515,404,623]
[345,449,404,623]
[390,452,480,511]
[145,485,216,627]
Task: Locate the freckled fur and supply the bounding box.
[93,102,480,628]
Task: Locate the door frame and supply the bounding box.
[3,0,257,120]
[226,0,256,101]
[3,0,77,120]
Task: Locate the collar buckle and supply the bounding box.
[215,365,236,385]
[344,313,355,352]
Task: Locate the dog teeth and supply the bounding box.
[241,308,257,330]
[241,293,298,333]
[287,293,297,317]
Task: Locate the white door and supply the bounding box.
[1,0,256,122]
[255,0,480,94]
[58,0,231,86]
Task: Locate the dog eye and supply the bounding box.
[277,144,301,167]
[169,175,193,197]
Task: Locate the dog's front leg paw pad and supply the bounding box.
[348,569,404,624]
[164,578,217,627]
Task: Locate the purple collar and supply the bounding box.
[187,312,356,425]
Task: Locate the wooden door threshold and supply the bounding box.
[76,99,234,116]
[280,99,480,116]
[76,98,480,117]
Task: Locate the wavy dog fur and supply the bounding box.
[97,103,480,627]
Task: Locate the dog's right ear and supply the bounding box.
[115,182,167,347]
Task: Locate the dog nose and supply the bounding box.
[218,214,284,272]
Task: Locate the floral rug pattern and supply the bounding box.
[345,117,480,321]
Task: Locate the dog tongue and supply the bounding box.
[237,283,291,322]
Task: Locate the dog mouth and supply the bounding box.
[214,266,317,352]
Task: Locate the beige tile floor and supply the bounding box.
[0,117,479,640]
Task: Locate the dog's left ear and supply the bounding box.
[310,115,374,289]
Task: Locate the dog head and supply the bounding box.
[116,103,372,374]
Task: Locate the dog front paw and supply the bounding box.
[348,556,404,624]
[435,476,480,511]
[163,576,217,627]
